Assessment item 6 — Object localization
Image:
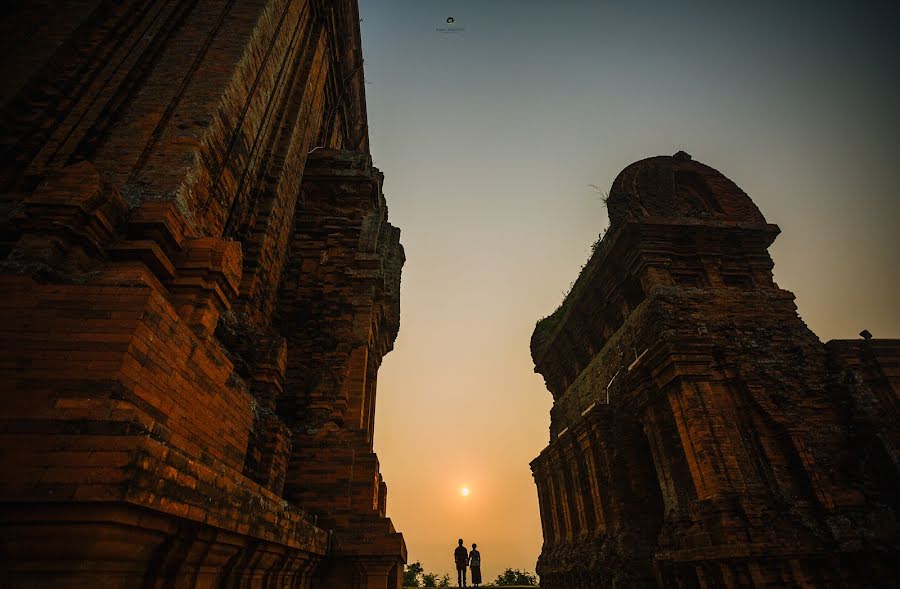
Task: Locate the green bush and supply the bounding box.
[403,561,423,587]
[493,568,538,586]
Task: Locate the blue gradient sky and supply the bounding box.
[359,0,900,581]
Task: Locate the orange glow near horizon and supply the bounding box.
[361,1,900,584]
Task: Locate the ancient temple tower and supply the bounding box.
[530,152,899,587]
[0,1,406,587]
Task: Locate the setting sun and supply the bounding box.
[460,487,470,497]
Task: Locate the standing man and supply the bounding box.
[469,543,482,587]
[454,539,469,587]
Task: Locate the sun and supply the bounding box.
[460,486,470,497]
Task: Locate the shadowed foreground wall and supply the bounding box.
[0,1,405,587]
[530,152,899,588]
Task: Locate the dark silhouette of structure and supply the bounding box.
[0,1,405,587]
[530,152,900,587]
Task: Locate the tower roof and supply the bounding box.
[607,151,768,226]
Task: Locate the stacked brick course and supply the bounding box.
[0,1,405,587]
[530,152,899,587]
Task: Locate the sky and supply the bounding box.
[358,0,900,581]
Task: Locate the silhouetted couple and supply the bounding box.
[453,539,482,587]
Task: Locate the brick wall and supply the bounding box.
[531,154,900,588]
[0,2,405,587]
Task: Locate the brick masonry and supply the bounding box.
[530,152,900,588]
[0,1,405,587]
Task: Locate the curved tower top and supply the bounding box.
[607,151,768,227]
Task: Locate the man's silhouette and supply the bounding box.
[454,538,469,587]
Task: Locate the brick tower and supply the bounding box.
[0,1,405,587]
[530,152,899,587]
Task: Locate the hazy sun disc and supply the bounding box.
[460,487,470,497]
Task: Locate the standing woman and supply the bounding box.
[469,543,482,587]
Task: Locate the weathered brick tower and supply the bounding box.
[530,152,899,587]
[0,1,405,587]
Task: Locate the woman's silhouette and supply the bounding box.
[469,543,482,587]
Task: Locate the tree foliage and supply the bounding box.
[493,568,538,586]
[404,561,452,588]
[403,561,423,587]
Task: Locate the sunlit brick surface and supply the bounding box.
[0,2,405,587]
